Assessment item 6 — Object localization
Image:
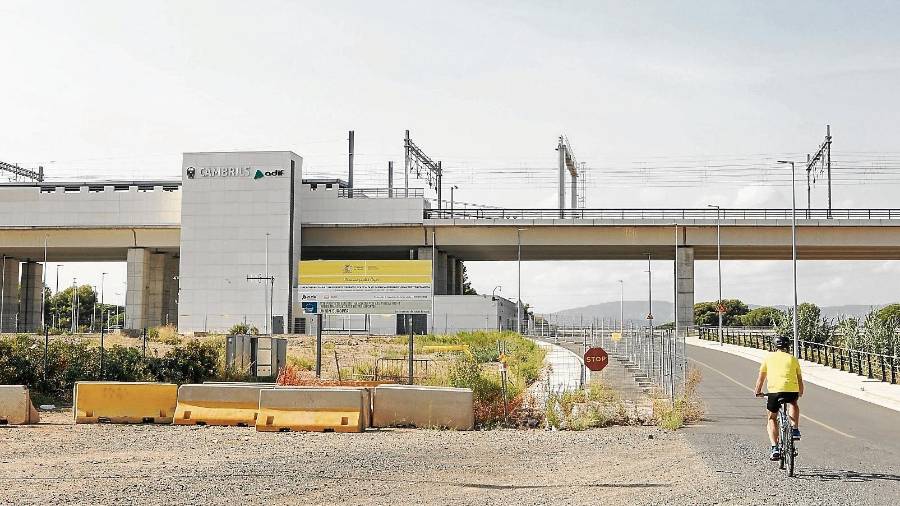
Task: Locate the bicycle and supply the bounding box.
[761,393,797,477]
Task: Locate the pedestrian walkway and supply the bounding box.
[687,335,900,413]
[531,338,584,393]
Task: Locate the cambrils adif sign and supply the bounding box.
[296,260,432,315]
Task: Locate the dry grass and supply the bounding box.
[544,379,640,430]
[651,366,706,430]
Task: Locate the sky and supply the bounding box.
[3,1,900,312]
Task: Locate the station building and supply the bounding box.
[0,151,522,336]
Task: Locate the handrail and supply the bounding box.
[424,208,900,220]
[338,187,424,199]
[697,327,898,384]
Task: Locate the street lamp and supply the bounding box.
[778,160,800,357]
[516,228,526,334]
[708,204,723,345]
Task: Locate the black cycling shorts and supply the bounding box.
[766,392,799,413]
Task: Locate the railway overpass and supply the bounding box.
[3,160,900,333]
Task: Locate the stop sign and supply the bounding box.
[583,347,609,372]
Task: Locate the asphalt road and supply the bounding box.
[683,344,900,504]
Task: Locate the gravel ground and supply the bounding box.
[0,412,719,506]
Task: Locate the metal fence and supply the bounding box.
[425,207,900,221]
[338,187,424,199]
[536,326,687,401]
[698,327,899,385]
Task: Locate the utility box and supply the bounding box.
[226,335,287,378]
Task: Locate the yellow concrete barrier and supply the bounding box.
[175,384,276,426]
[0,385,40,425]
[74,382,177,424]
[373,385,474,430]
[257,388,366,433]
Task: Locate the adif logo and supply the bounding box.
[254,169,285,180]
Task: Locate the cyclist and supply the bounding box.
[753,335,804,461]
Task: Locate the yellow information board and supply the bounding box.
[611,332,622,342]
[297,260,433,315]
[298,260,432,285]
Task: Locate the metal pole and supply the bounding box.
[404,130,410,198]
[388,161,393,198]
[100,272,106,377]
[1,255,5,333]
[791,162,799,356]
[315,313,323,378]
[408,314,414,384]
[517,229,523,334]
[431,230,436,334]
[558,137,565,217]
[806,154,811,212]
[826,125,832,219]
[717,207,723,345]
[41,237,47,332]
[779,160,800,357]
[265,232,270,335]
[348,130,354,194]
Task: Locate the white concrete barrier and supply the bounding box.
[257,387,366,433]
[0,385,40,425]
[175,383,276,426]
[372,385,474,430]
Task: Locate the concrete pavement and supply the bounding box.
[683,344,900,502]
[687,335,900,413]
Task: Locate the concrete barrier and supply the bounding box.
[373,385,474,430]
[0,385,40,425]
[74,382,177,424]
[174,384,276,426]
[257,387,366,433]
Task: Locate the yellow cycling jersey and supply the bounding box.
[760,351,801,393]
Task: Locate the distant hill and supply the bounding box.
[548,301,890,325]
[548,301,674,326]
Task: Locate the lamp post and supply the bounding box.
[777,160,800,357]
[516,228,525,334]
[708,204,723,345]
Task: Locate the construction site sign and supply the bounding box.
[296,260,432,315]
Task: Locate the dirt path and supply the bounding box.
[0,412,722,505]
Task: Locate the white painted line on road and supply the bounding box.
[689,357,857,440]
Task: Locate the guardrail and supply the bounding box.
[698,328,898,385]
[425,208,900,220]
[338,188,424,199]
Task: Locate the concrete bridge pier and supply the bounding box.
[0,257,19,332]
[675,246,695,330]
[126,248,176,331]
[17,262,43,332]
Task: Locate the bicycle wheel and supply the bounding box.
[787,433,795,477]
[778,410,787,470]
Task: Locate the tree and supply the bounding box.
[694,299,749,326]
[875,303,900,323]
[739,306,780,327]
[461,263,477,295]
[48,284,97,331]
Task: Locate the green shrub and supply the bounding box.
[227,323,259,335]
[0,335,232,404]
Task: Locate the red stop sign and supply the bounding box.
[584,347,609,372]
